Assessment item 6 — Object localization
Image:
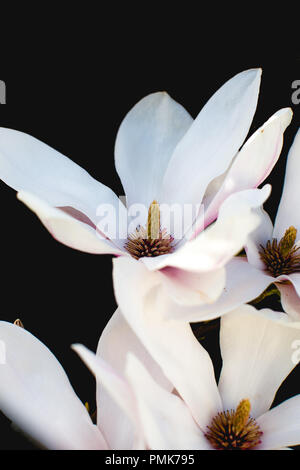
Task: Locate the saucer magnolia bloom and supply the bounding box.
[0,319,171,450]
[121,305,300,450]
[0,69,291,308]
[176,129,300,324]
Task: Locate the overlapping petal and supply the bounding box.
[257,395,300,450]
[273,129,300,239]
[17,191,126,255]
[113,256,222,429]
[161,69,261,207]
[72,344,145,450]
[0,127,120,226]
[115,92,193,208]
[203,108,292,228]
[219,305,300,419]
[125,354,209,450]
[95,309,172,449]
[0,322,107,450]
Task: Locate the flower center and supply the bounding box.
[124,200,174,260]
[205,399,262,450]
[259,226,300,277]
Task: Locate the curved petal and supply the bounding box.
[72,344,145,450]
[95,309,172,449]
[161,257,273,323]
[17,191,126,255]
[273,129,300,239]
[0,322,107,450]
[276,282,300,321]
[0,127,120,226]
[125,354,209,450]
[142,185,271,273]
[257,395,300,450]
[112,256,222,430]
[218,305,300,419]
[161,69,261,207]
[115,92,193,208]
[159,266,226,306]
[203,108,292,228]
[245,207,274,269]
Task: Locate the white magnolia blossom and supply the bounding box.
[119,304,300,450]
[0,317,173,450]
[173,129,300,324]
[0,69,292,314]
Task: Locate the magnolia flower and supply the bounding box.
[169,129,300,324]
[119,304,300,450]
[0,69,291,312]
[0,315,172,450]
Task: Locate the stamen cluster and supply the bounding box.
[125,200,174,260]
[205,399,262,450]
[259,226,300,277]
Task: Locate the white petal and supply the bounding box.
[125,354,209,450]
[219,305,300,418]
[115,92,193,208]
[142,186,271,273]
[17,191,126,255]
[161,69,261,206]
[113,256,222,429]
[273,129,300,239]
[72,344,144,450]
[257,395,300,449]
[203,108,292,227]
[277,282,300,321]
[161,257,272,323]
[0,322,107,450]
[245,207,274,269]
[95,309,172,449]
[159,266,226,306]
[0,127,120,226]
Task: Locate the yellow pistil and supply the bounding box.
[125,200,174,260]
[147,200,160,240]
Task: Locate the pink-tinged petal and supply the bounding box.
[203,108,292,228]
[17,191,126,256]
[277,272,300,298]
[0,127,120,227]
[245,207,274,269]
[95,309,172,449]
[161,257,273,323]
[72,344,145,450]
[273,129,300,239]
[125,354,210,450]
[0,322,107,450]
[160,266,226,306]
[115,92,193,209]
[113,256,222,429]
[257,395,300,450]
[161,69,261,207]
[142,186,271,273]
[219,305,300,419]
[277,281,300,321]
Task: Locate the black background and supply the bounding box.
[0,25,299,450]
